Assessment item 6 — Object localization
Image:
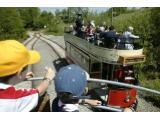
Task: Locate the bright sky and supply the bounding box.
[40,7,109,13]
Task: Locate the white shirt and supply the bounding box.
[123,31,139,39]
[123,31,139,50]
[0,83,39,112]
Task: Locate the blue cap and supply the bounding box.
[54,64,88,97]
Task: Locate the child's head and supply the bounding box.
[54,64,89,104]
[0,40,40,83]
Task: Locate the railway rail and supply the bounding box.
[39,33,65,50]
[24,32,65,73]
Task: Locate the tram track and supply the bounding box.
[39,37,62,58]
[14,34,39,88]
[28,37,39,73]
[39,33,65,50]
[28,33,65,90]
[25,32,65,73]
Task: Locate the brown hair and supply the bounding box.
[0,74,15,84]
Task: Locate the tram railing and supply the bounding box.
[27,77,160,95]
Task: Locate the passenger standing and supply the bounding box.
[75,12,84,38]
[123,26,139,50]
[52,64,101,112]
[0,40,55,112]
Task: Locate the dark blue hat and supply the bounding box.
[54,64,88,97]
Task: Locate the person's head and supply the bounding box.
[105,25,108,30]
[90,20,95,28]
[102,21,106,26]
[55,64,89,104]
[128,26,134,32]
[109,25,115,31]
[0,40,40,84]
[77,12,82,18]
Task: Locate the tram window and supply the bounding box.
[91,63,101,72]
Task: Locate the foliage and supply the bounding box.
[0,7,66,40]
[17,7,41,30]
[150,8,160,69]
[0,8,25,40]
[55,7,89,23]
[107,8,156,67]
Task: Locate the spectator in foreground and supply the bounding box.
[52,64,101,112]
[0,40,55,112]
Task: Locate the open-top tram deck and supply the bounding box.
[64,33,145,65]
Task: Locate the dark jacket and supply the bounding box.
[100,31,117,48]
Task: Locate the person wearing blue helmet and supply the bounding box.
[52,64,101,112]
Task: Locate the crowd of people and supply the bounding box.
[73,12,140,50]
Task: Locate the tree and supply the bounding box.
[150,8,160,68]
[56,7,89,23]
[0,8,25,40]
[107,7,128,17]
[17,7,41,29]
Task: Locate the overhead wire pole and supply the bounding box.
[111,7,113,25]
[68,7,70,23]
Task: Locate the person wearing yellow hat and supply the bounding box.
[0,40,55,112]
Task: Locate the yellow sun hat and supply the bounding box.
[0,40,40,77]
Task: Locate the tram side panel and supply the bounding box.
[65,41,90,72]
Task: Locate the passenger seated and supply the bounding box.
[100,25,118,48]
[116,31,126,49]
[123,26,139,50]
[99,21,107,32]
[85,21,96,44]
[52,64,101,112]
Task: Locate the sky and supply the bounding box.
[40,7,109,14]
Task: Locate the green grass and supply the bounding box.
[139,72,160,107]
[44,22,68,36]
[139,77,160,90]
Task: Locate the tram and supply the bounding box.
[64,29,146,111]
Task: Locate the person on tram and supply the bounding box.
[99,21,108,32]
[100,25,118,48]
[0,40,55,112]
[74,12,84,38]
[52,64,101,112]
[85,20,96,44]
[123,26,139,50]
